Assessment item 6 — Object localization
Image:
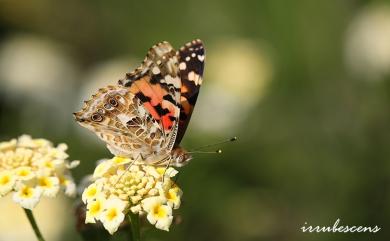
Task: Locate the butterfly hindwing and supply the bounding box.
[174,39,205,147]
[74,85,168,162]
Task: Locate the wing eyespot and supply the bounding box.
[91,113,103,122]
[108,97,118,107]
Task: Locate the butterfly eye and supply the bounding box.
[91,113,103,122]
[108,98,118,107]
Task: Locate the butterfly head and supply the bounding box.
[171,147,192,167]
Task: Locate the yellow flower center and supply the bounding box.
[90,201,102,215]
[113,156,127,164]
[152,204,166,218]
[21,186,33,198]
[38,177,52,188]
[0,175,10,185]
[166,190,176,201]
[156,168,165,175]
[106,208,118,221]
[87,187,97,197]
[17,169,30,177]
[44,161,53,168]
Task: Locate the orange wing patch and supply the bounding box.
[129,76,178,131]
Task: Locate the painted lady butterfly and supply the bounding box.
[74,39,205,167]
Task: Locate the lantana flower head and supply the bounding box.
[82,157,182,234]
[0,135,78,209]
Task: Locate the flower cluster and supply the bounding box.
[0,135,78,209]
[82,157,182,234]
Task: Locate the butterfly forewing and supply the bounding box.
[118,41,181,150]
[174,39,205,147]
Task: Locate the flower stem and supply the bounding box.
[23,208,46,241]
[128,212,141,241]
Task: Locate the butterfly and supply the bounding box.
[74,39,205,167]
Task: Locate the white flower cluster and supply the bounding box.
[82,157,182,234]
[0,135,78,209]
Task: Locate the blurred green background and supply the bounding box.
[1,0,390,241]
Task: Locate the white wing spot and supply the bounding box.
[191,53,196,57]
[188,71,195,81]
[152,66,160,75]
[185,56,191,61]
[179,62,187,70]
[188,71,201,85]
[197,55,205,62]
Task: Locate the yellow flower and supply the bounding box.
[142,196,173,231]
[82,182,103,204]
[12,184,42,209]
[100,197,127,234]
[82,156,182,234]
[86,196,106,224]
[93,160,114,178]
[15,167,35,181]
[165,186,182,209]
[37,176,60,198]
[59,175,77,197]
[0,135,78,209]
[0,170,16,196]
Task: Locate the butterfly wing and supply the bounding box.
[174,39,205,147]
[74,85,168,162]
[119,41,181,151]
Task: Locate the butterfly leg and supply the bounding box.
[114,154,141,185]
[162,156,173,183]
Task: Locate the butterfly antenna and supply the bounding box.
[189,136,237,152]
[187,149,223,154]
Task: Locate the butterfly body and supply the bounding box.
[74,39,205,167]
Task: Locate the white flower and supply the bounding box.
[0,139,16,151]
[100,197,127,234]
[0,170,16,196]
[111,156,133,166]
[165,186,182,209]
[193,38,273,133]
[0,135,78,208]
[142,196,173,231]
[81,157,182,233]
[82,182,103,204]
[14,167,35,181]
[85,196,106,224]
[145,166,178,179]
[66,160,80,169]
[37,176,60,198]
[62,176,77,197]
[93,161,114,178]
[0,35,77,102]
[345,4,390,80]
[12,185,42,210]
